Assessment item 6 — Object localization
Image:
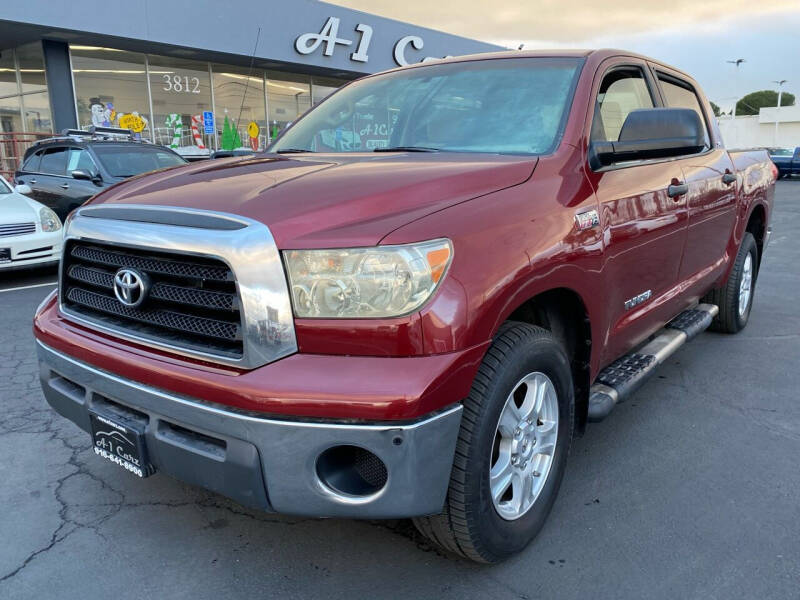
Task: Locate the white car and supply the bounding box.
[0,176,63,270]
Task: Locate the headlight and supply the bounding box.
[39,207,62,232]
[284,239,452,318]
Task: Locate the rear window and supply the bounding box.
[92,145,187,178]
[40,147,69,175]
[21,150,42,172]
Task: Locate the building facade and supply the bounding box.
[0,0,500,172]
[717,105,800,150]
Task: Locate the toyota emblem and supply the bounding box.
[113,268,149,308]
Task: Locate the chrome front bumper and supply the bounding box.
[36,341,462,518]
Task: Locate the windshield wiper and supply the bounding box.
[275,148,314,154]
[373,146,439,153]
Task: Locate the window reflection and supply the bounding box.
[266,72,311,140]
[72,47,151,139]
[16,43,48,94]
[212,66,266,151]
[148,55,213,157]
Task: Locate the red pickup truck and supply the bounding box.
[34,49,775,562]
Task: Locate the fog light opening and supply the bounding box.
[316,445,388,497]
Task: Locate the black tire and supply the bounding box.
[704,232,758,333]
[413,322,574,563]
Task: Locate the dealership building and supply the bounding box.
[0,0,500,174]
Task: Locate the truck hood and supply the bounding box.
[86,153,538,247]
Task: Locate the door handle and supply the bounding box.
[667,182,688,198]
[60,183,70,189]
[722,173,736,185]
[29,178,37,185]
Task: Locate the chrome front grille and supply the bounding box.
[59,205,298,368]
[62,241,243,357]
[0,222,36,237]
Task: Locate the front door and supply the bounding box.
[585,61,689,364]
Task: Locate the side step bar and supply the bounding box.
[587,303,719,422]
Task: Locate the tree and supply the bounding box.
[709,101,722,117]
[735,90,795,116]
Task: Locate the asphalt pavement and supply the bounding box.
[1,183,798,599]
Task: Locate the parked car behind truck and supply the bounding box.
[769,146,800,178]
[15,128,187,220]
[34,49,775,563]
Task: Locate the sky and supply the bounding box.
[327,0,800,112]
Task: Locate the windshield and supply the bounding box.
[93,145,187,178]
[271,57,582,155]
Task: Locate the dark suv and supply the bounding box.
[15,128,187,220]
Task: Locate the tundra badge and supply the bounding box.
[575,209,600,231]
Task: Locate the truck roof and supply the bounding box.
[382,48,697,83]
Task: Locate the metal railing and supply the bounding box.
[0,132,50,183]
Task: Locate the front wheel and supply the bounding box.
[413,323,574,563]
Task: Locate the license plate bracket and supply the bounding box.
[89,411,153,478]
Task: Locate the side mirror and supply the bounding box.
[14,184,32,195]
[71,169,93,181]
[590,108,706,168]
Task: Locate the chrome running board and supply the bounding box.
[587,303,719,422]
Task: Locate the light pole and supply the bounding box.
[773,79,787,146]
[727,59,745,118]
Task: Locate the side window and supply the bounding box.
[591,68,654,143]
[39,147,69,176]
[67,148,97,174]
[21,150,42,172]
[657,75,710,149]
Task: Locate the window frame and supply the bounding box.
[38,146,71,177]
[590,64,658,145]
[653,69,712,153]
[586,61,662,171]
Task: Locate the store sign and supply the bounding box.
[295,17,449,67]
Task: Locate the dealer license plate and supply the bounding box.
[89,411,152,478]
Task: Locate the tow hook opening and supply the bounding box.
[315,445,388,497]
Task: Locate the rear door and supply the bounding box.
[35,146,73,219]
[14,149,43,198]
[654,70,737,284]
[585,59,689,363]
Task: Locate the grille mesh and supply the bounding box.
[71,244,230,281]
[61,241,242,356]
[68,265,236,311]
[66,287,240,341]
[353,449,388,489]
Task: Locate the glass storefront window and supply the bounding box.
[212,65,266,151]
[312,76,349,106]
[266,72,311,141]
[0,95,22,133]
[0,44,52,135]
[0,49,18,98]
[72,47,151,139]
[148,55,213,156]
[16,42,48,94]
[23,91,52,133]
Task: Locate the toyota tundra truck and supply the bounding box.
[34,49,776,563]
